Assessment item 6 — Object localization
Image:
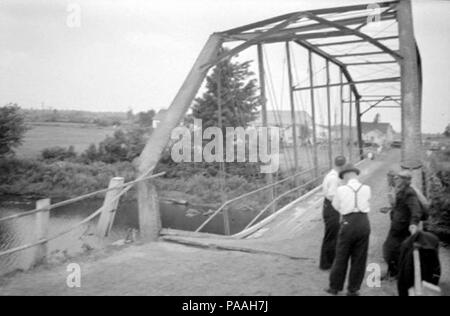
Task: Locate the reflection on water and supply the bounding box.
[0,197,262,276]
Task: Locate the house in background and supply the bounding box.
[251,110,312,145]
[361,122,395,147]
[307,122,395,147]
[152,109,168,129]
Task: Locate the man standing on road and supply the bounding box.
[326,164,371,296]
[319,156,347,270]
[382,170,423,279]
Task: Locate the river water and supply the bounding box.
[0,196,261,276]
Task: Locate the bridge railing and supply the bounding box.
[195,166,328,234]
[0,171,165,265]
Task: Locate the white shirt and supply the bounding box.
[332,179,371,215]
[322,169,341,201]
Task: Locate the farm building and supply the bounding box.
[361,122,395,147]
[252,110,312,145]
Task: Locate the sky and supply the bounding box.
[0,0,449,133]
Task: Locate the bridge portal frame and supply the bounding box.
[136,0,423,239]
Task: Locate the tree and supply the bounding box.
[82,127,148,163]
[444,124,450,137]
[0,103,29,156]
[136,110,156,128]
[187,55,263,179]
[41,146,76,162]
[192,55,260,129]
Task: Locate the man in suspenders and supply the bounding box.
[319,156,347,270]
[326,164,372,296]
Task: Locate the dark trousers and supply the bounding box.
[319,199,341,270]
[329,213,371,293]
[383,222,410,277]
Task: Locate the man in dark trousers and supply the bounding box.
[326,164,372,296]
[319,156,347,270]
[383,170,423,279]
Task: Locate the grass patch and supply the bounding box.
[15,122,116,159]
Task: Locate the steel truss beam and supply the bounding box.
[293,77,400,91]
[304,12,402,60]
[222,1,397,35]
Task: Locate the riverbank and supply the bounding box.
[0,156,315,216]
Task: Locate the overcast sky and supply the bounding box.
[0,0,449,133]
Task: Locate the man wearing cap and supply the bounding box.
[382,170,423,279]
[319,155,347,270]
[326,164,371,296]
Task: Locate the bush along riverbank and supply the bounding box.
[425,149,450,243]
[0,158,136,200]
[0,157,313,215]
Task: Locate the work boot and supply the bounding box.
[325,288,339,296]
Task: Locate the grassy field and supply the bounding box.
[15,122,364,168]
[15,122,116,159]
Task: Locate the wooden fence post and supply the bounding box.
[223,207,231,236]
[96,177,124,238]
[34,198,50,266]
[137,180,161,241]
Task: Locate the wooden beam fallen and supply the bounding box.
[161,236,314,261]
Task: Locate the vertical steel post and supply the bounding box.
[257,44,276,212]
[355,95,364,160]
[348,88,353,162]
[285,42,300,179]
[308,50,319,177]
[217,63,231,235]
[326,60,333,169]
[340,71,345,156]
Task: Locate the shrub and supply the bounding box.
[41,146,77,162]
[0,158,137,199]
[426,166,450,243]
[81,127,148,164]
